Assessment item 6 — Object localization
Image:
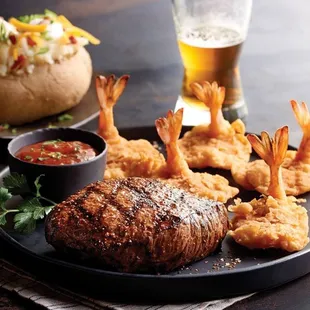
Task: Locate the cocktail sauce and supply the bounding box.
[15,139,97,165]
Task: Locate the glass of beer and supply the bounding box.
[172,0,252,125]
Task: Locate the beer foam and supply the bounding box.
[179,25,244,48]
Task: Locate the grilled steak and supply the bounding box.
[45,177,228,273]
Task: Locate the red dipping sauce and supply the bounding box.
[15,139,98,165]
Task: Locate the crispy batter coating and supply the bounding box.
[232,100,310,196]
[229,126,309,252]
[155,109,239,203]
[165,173,238,203]
[104,138,165,179]
[96,75,166,179]
[229,196,309,252]
[231,161,256,191]
[246,155,310,197]
[178,81,251,170]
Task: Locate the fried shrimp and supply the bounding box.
[229,126,309,252]
[234,100,310,195]
[155,109,239,203]
[96,74,165,179]
[178,81,251,170]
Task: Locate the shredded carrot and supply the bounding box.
[12,48,18,60]
[8,18,47,32]
[66,26,100,45]
[59,33,70,45]
[29,34,44,46]
[58,15,100,45]
[57,15,73,28]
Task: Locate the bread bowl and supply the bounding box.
[0,10,100,125]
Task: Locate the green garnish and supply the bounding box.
[51,152,62,159]
[35,47,49,55]
[17,14,44,24]
[58,114,73,122]
[0,23,8,42]
[41,31,52,41]
[24,155,33,161]
[0,124,10,130]
[11,128,17,134]
[37,157,49,161]
[47,123,57,128]
[34,174,43,197]
[3,173,30,195]
[42,139,62,145]
[17,9,57,24]
[0,173,56,233]
[44,9,58,20]
[74,146,81,152]
[0,188,15,226]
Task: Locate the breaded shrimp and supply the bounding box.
[155,109,239,203]
[96,74,165,179]
[235,100,310,196]
[178,81,251,170]
[229,126,309,252]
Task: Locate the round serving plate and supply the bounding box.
[1,126,310,303]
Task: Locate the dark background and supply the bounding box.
[1,1,310,309]
[2,0,310,145]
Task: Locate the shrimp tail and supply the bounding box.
[291,100,310,136]
[247,126,288,200]
[96,74,130,143]
[291,100,310,163]
[155,109,189,176]
[155,109,183,145]
[96,74,130,109]
[190,81,226,137]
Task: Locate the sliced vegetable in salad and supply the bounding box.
[0,23,8,42]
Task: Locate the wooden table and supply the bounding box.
[1,0,310,309]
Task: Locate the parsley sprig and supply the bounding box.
[0,173,56,234]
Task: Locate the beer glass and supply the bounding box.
[172,0,252,125]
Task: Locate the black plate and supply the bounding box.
[1,126,309,303]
